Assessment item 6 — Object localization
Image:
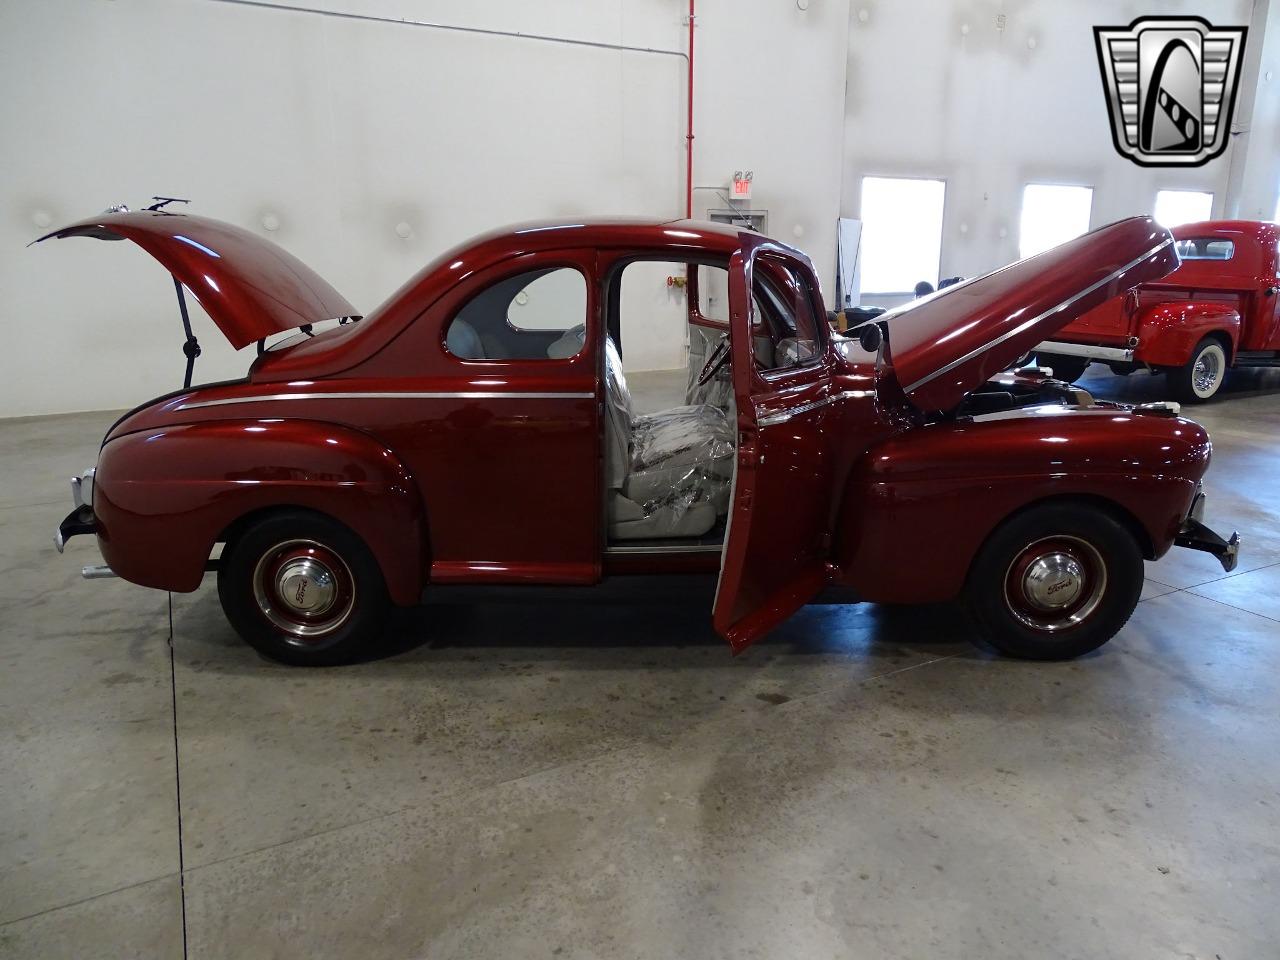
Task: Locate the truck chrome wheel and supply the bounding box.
[251,539,356,642]
[1191,342,1225,399]
[1002,536,1107,633]
[1174,338,1228,403]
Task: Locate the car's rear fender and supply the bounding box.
[1133,301,1240,367]
[832,409,1211,603]
[93,419,426,605]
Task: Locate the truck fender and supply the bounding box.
[1134,301,1240,367]
[93,419,427,605]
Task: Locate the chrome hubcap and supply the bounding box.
[275,558,338,617]
[1004,536,1107,633]
[1193,346,1224,397]
[1022,553,1085,611]
[252,539,356,643]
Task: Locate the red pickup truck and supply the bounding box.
[1036,220,1280,402]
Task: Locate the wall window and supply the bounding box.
[858,176,946,294]
[1154,190,1213,228]
[445,266,586,360]
[1019,184,1094,259]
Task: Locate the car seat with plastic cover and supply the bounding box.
[602,338,735,541]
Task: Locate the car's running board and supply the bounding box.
[82,564,117,579]
[421,575,864,607]
[1175,517,1240,572]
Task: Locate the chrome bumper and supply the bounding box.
[1036,340,1136,362]
[1174,490,1240,573]
[53,467,116,579]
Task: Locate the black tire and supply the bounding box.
[965,503,1144,660]
[217,509,390,666]
[1170,337,1228,404]
[1036,353,1090,384]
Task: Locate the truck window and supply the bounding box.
[1174,238,1235,260]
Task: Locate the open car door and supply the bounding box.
[713,236,847,651]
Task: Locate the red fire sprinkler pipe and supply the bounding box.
[686,0,695,219]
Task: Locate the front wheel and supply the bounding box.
[965,503,1144,660]
[1170,337,1228,403]
[218,510,390,665]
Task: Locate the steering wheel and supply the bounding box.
[696,338,731,386]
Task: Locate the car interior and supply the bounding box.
[602,258,822,546]
[442,257,824,547]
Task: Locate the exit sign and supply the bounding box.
[731,170,753,200]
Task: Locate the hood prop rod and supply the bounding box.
[172,278,201,390]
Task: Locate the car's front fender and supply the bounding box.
[93,419,426,604]
[832,407,1211,603]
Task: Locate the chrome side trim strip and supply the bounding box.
[903,237,1174,396]
[966,404,1119,423]
[756,389,874,427]
[604,543,724,555]
[1035,340,1136,362]
[178,391,596,410]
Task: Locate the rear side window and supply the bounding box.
[1174,238,1235,260]
[445,266,587,360]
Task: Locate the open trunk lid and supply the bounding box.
[880,218,1177,411]
[34,210,359,350]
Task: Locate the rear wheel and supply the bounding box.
[218,510,390,665]
[965,503,1143,660]
[1036,353,1090,384]
[1171,337,1228,403]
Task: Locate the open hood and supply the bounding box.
[34,210,359,350]
[881,218,1177,411]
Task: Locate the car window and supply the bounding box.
[696,264,767,330]
[1174,238,1235,260]
[752,256,823,373]
[696,265,729,323]
[445,266,587,361]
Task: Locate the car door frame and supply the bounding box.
[353,247,605,585]
[713,236,850,650]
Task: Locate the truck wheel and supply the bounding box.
[965,503,1143,660]
[1172,338,1228,403]
[217,510,390,666]
[1036,353,1090,384]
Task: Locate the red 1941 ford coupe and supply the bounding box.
[42,210,1238,664]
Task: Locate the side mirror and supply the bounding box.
[857,323,883,354]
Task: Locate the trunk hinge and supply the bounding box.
[173,277,201,390]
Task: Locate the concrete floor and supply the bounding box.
[2,365,1278,959]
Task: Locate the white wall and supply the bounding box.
[693,0,852,296]
[1228,0,1280,218]
[0,0,853,416]
[1,0,684,415]
[841,0,1255,296]
[5,0,1274,416]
